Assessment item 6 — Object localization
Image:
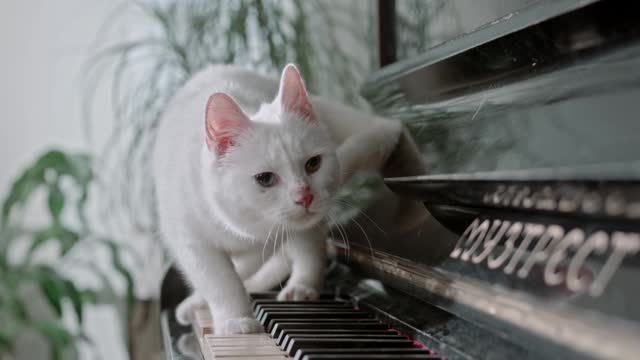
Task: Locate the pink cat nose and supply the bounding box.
[295,193,314,209]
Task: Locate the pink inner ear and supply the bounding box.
[278,65,314,120]
[205,93,250,155]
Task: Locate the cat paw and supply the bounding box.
[175,294,206,325]
[214,317,263,335]
[244,278,266,293]
[277,284,319,301]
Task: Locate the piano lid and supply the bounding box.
[367,0,640,178]
[389,0,602,66]
[336,0,640,359]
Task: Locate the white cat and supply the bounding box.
[153,64,403,335]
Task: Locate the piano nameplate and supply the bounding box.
[482,183,640,219]
[451,217,640,297]
[342,245,640,360]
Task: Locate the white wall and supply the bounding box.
[0,2,131,359]
[0,1,120,190]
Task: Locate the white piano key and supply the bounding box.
[205,345,287,358]
[206,335,275,347]
[201,331,287,359]
[193,307,213,337]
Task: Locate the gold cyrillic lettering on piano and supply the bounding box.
[450,218,640,296]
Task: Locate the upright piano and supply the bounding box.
[159,0,640,358]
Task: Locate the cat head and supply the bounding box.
[203,64,340,233]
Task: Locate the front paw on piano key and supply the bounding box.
[193,293,439,359]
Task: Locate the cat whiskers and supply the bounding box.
[284,225,290,258]
[273,223,282,261]
[277,222,292,290]
[283,224,292,272]
[326,211,350,263]
[332,198,382,260]
[329,204,377,261]
[347,212,376,261]
[262,221,278,264]
[333,198,386,235]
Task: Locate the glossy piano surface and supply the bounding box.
[369,0,640,176]
[341,0,640,359]
[394,0,541,61]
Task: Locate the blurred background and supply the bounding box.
[1,1,376,359]
[0,1,527,359]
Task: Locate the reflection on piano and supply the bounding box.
[159,0,640,359]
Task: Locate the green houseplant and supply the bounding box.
[0,150,134,360]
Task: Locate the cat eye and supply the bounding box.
[305,155,322,174]
[255,172,277,187]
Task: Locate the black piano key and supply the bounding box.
[286,338,415,358]
[251,298,348,309]
[253,300,353,309]
[253,300,348,305]
[258,308,366,325]
[293,348,436,360]
[254,300,350,306]
[255,302,352,313]
[281,333,407,351]
[257,306,352,322]
[255,306,357,321]
[250,292,337,301]
[270,320,385,338]
[280,333,407,355]
[301,355,441,360]
[265,312,371,332]
[277,329,398,347]
[249,294,437,359]
[266,314,373,333]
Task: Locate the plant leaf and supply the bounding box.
[0,328,12,353]
[1,276,28,322]
[1,149,91,227]
[37,272,63,317]
[65,153,92,186]
[62,280,84,324]
[1,170,44,226]
[35,321,72,345]
[81,289,98,304]
[36,150,67,171]
[34,321,72,360]
[103,239,135,305]
[28,228,54,258]
[55,227,79,256]
[47,183,65,221]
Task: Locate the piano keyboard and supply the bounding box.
[192,294,440,360]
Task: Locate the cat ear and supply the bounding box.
[277,64,314,121]
[205,93,250,156]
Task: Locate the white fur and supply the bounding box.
[153,64,402,334]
